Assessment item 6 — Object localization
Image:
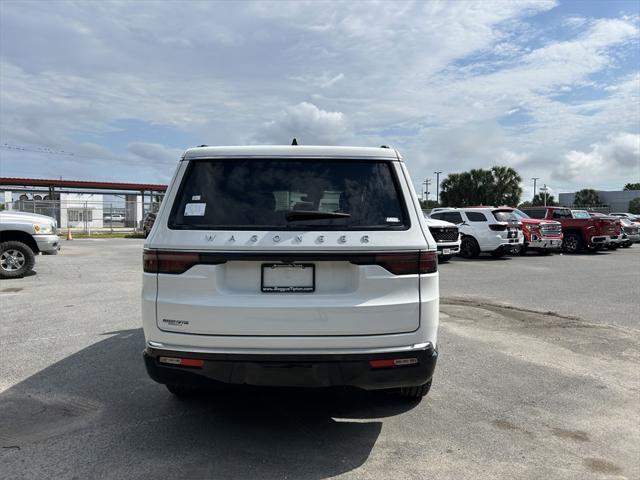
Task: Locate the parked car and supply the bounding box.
[619,218,640,246]
[511,208,563,254]
[429,207,523,258]
[142,212,156,238]
[609,212,640,223]
[142,145,440,399]
[521,206,617,254]
[422,213,460,262]
[0,210,60,279]
[103,213,125,222]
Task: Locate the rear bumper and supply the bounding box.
[590,235,608,244]
[143,344,438,390]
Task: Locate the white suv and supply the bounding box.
[429,207,523,258]
[422,213,461,262]
[142,145,439,399]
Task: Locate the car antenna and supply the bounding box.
[291,138,298,145]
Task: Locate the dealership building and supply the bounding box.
[558,189,640,212]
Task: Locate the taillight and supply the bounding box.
[356,251,437,275]
[489,224,507,231]
[143,249,205,274]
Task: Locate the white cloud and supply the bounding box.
[0,0,638,195]
[255,102,349,145]
[555,133,640,183]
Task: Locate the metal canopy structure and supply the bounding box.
[0,177,167,195]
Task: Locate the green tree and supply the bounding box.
[629,197,640,214]
[440,166,522,207]
[573,188,601,207]
[532,193,557,206]
[623,183,640,191]
[419,199,440,210]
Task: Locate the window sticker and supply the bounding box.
[191,195,201,201]
[386,217,400,223]
[184,203,206,216]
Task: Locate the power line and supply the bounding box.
[1,143,75,156]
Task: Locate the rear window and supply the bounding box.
[523,208,546,219]
[552,209,572,219]
[169,158,409,230]
[466,211,487,222]
[492,210,517,222]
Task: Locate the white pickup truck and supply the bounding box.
[0,210,60,278]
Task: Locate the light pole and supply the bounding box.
[434,171,442,204]
[422,178,431,202]
[540,184,549,207]
[531,177,539,201]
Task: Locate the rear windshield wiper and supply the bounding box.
[285,210,351,222]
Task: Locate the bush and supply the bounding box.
[629,197,640,214]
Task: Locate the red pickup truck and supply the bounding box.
[520,206,617,253]
[511,208,563,254]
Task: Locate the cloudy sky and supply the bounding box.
[1,0,639,199]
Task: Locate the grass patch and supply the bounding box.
[67,232,145,239]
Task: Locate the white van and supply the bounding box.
[142,145,439,399]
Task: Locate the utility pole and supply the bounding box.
[531,177,540,201]
[423,178,432,202]
[540,184,549,207]
[434,171,442,204]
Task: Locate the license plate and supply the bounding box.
[507,229,517,238]
[442,248,451,255]
[261,263,315,293]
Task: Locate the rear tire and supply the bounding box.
[440,255,451,263]
[562,233,582,254]
[398,380,432,399]
[0,241,36,279]
[460,236,480,259]
[519,244,528,255]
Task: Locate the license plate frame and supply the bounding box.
[261,263,315,293]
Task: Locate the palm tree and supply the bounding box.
[573,189,601,207]
[491,166,522,206]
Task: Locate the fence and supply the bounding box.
[2,199,162,234]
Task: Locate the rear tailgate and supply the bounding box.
[150,247,430,336]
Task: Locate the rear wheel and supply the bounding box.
[0,241,36,279]
[622,242,632,248]
[439,255,451,263]
[398,380,432,399]
[519,244,528,255]
[460,236,480,259]
[562,233,582,254]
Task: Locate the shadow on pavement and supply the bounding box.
[0,329,419,479]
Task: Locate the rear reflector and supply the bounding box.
[369,358,418,369]
[158,356,204,368]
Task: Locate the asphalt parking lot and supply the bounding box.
[1,239,639,479]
